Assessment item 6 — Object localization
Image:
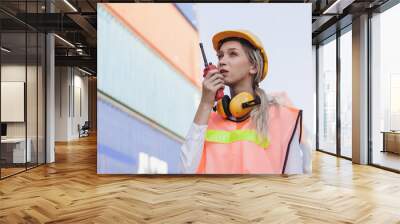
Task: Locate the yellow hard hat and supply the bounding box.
[212,30,268,81]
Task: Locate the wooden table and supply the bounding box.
[381,131,400,154]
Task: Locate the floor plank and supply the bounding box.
[0,134,400,223]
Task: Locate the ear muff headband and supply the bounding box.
[222,95,232,118]
[215,95,231,119]
[242,96,261,109]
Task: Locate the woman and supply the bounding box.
[180,30,311,174]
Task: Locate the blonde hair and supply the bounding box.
[219,38,269,140]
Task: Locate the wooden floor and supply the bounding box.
[1,135,400,223]
[1,163,45,178]
[373,150,400,171]
[0,167,26,178]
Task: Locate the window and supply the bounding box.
[371,3,400,171]
[318,36,337,154]
[340,28,352,158]
[0,1,47,179]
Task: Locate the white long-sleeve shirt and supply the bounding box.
[179,122,312,174]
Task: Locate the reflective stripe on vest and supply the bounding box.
[205,129,269,148]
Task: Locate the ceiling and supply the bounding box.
[0,0,394,75]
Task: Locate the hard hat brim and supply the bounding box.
[212,30,268,81]
[212,31,259,52]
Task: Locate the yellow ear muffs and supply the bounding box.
[215,92,261,121]
[216,95,231,119]
[229,92,255,118]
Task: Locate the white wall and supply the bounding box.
[1,63,46,164]
[54,66,65,142]
[1,65,40,138]
[1,66,26,128]
[55,67,89,141]
[1,82,24,122]
[72,72,89,138]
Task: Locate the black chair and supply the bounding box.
[79,121,90,138]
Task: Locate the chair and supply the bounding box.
[79,121,90,138]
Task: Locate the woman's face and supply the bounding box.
[217,40,257,86]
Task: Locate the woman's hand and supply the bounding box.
[193,68,225,125]
[200,68,225,106]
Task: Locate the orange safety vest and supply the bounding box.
[196,104,302,174]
